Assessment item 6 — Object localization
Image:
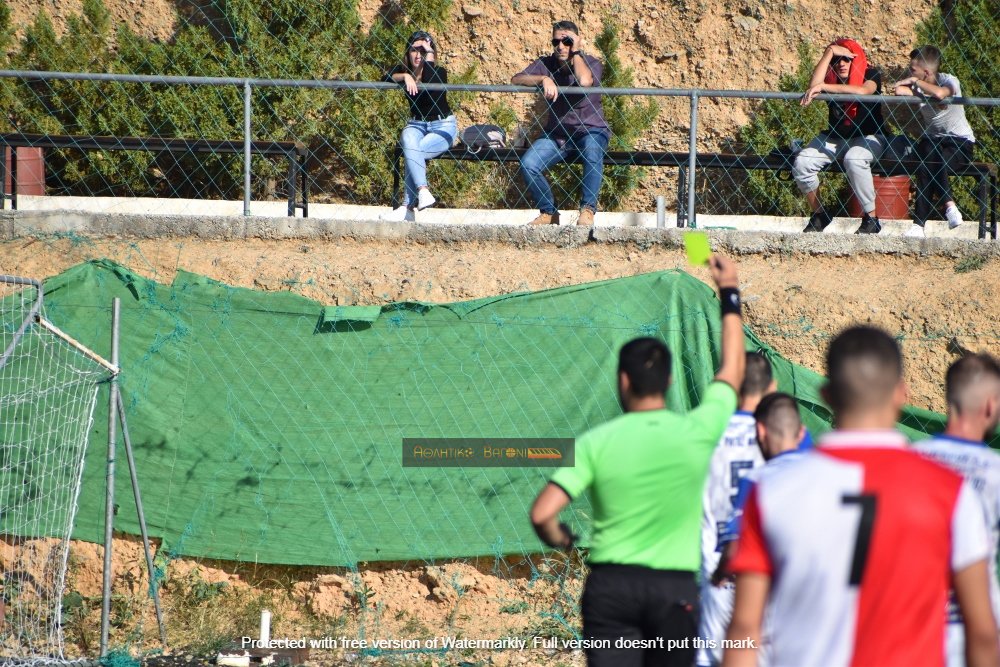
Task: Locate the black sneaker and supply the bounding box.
[803,209,832,233]
[855,213,882,235]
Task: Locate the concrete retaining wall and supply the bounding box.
[2,209,997,259]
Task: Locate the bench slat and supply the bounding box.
[413,146,996,177]
[391,145,997,238]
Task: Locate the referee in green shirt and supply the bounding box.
[531,254,745,667]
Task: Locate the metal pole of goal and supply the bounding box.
[117,379,168,645]
[100,297,121,655]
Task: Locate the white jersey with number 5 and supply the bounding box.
[915,435,1000,667]
[698,411,763,667]
[701,412,763,578]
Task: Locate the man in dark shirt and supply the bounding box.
[512,21,610,227]
[793,39,888,235]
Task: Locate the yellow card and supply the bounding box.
[684,231,711,266]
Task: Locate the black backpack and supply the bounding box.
[460,124,507,154]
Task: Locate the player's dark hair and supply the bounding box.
[910,45,941,71]
[741,352,773,397]
[618,337,672,397]
[754,392,802,440]
[825,326,903,413]
[946,353,1000,413]
[552,20,580,35]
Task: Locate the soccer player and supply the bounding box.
[697,353,775,667]
[530,254,745,667]
[723,326,998,667]
[711,392,807,592]
[914,354,1000,667]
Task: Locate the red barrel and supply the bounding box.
[3,147,46,196]
[847,175,911,219]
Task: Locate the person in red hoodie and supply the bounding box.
[794,39,888,235]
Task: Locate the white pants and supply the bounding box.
[792,133,886,214]
[697,582,771,667]
[946,622,965,667]
[696,582,734,667]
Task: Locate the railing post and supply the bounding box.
[687,90,699,229]
[243,80,251,217]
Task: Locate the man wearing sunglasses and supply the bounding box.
[512,21,610,227]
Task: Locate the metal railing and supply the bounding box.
[0,69,996,234]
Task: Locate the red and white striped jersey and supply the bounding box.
[730,430,989,667]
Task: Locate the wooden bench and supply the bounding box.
[1,133,309,217]
[391,146,998,239]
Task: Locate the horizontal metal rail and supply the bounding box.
[0,69,997,106]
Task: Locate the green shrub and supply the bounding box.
[0,0,474,204]
[0,0,662,209]
[595,17,660,210]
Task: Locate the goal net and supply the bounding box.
[0,275,114,665]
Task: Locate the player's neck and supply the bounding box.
[834,408,899,431]
[768,443,798,459]
[739,394,764,412]
[943,418,986,444]
[624,396,667,413]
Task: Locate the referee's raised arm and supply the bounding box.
[709,254,746,394]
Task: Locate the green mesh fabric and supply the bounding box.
[34,260,991,566]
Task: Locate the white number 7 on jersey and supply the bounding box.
[841,493,878,586]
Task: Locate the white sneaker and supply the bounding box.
[945,205,963,229]
[416,188,436,211]
[379,206,415,222]
[903,224,925,238]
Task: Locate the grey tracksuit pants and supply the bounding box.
[792,133,886,214]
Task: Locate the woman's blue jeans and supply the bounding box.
[400,115,457,207]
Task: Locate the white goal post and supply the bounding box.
[1,274,115,665]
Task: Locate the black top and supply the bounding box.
[827,66,886,139]
[385,63,452,121]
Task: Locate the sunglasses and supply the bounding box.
[830,56,853,66]
[551,37,575,48]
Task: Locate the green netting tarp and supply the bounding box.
[28,260,989,566]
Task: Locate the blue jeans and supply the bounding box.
[400,116,457,207]
[519,130,609,213]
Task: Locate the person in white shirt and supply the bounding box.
[697,352,775,667]
[709,392,808,666]
[894,45,977,238]
[914,354,1000,667]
